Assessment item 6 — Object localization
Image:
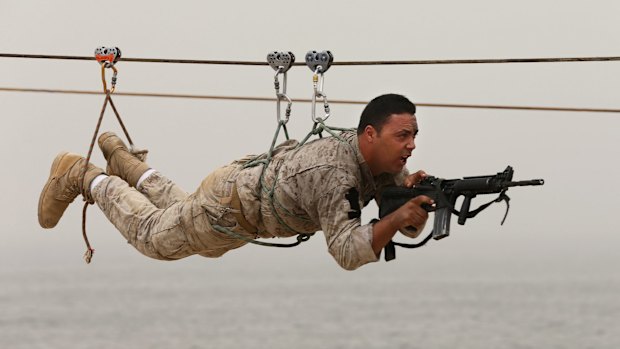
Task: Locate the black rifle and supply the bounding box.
[379,166,544,261]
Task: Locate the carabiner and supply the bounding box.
[277,88,293,124]
[306,51,333,123]
[267,51,295,124]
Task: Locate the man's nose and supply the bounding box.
[407,137,416,150]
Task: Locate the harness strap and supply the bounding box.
[212,225,313,248]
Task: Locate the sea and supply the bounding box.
[1,248,618,349]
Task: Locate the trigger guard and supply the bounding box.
[421,203,435,212]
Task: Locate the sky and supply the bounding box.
[1,0,619,290]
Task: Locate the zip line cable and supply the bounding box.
[1,87,619,114]
[2,53,620,65]
[2,52,619,113]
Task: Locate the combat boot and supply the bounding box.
[38,152,105,229]
[98,132,149,187]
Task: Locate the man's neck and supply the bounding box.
[358,134,379,176]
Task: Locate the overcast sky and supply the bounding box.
[1,0,619,278]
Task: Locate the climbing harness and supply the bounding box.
[214,50,355,248]
[79,47,146,263]
[213,51,313,247]
[213,50,366,250]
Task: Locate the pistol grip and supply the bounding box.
[458,196,472,225]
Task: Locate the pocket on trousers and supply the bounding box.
[150,226,191,259]
[149,206,191,259]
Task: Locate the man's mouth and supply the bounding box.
[400,155,410,165]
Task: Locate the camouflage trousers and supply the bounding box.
[91,165,249,260]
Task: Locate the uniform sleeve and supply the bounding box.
[315,185,379,271]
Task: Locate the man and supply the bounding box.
[38,93,434,270]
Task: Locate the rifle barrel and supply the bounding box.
[506,179,545,187]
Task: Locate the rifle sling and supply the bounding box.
[382,192,509,261]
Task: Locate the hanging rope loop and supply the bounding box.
[95,46,121,93]
[78,46,146,263]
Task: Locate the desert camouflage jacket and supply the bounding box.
[235,131,407,270]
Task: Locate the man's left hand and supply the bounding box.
[403,170,428,188]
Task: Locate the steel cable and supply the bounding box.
[1,87,619,114]
[2,53,620,65]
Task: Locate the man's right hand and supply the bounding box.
[371,195,434,256]
[389,195,434,231]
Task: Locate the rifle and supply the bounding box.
[379,166,544,261]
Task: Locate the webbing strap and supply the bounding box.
[384,230,435,261]
[213,224,312,248]
[384,191,512,261]
[461,192,511,224]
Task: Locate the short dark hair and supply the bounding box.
[357,94,416,135]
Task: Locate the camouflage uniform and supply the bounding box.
[92,131,408,270]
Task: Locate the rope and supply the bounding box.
[107,95,136,146]
[2,87,619,114]
[233,120,316,246]
[79,92,111,263]
[2,53,620,65]
[79,88,139,263]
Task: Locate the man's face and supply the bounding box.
[370,113,418,175]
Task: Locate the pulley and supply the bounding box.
[95,46,121,93]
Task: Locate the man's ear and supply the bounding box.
[364,125,378,142]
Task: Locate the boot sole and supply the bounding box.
[38,152,70,229]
